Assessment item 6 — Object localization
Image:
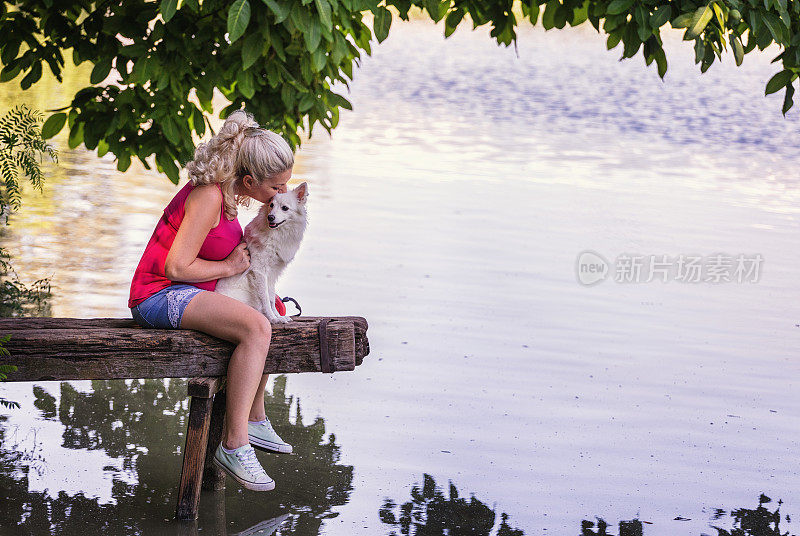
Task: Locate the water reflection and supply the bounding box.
[581,518,643,536]
[711,495,792,536]
[0,376,353,535]
[379,473,524,536]
[581,494,793,536]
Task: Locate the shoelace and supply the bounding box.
[252,419,277,434]
[236,447,268,479]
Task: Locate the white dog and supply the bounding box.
[216,182,308,323]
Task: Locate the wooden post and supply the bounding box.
[176,377,223,520]
[202,387,226,490]
[176,395,212,520]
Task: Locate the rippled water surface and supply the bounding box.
[1,19,800,536]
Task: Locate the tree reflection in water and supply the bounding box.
[0,376,353,535]
[711,495,792,536]
[379,473,524,536]
[581,494,794,536]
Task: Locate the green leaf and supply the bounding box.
[606,31,622,50]
[20,63,42,90]
[445,8,465,37]
[685,5,714,40]
[654,46,667,77]
[373,6,391,43]
[314,0,332,28]
[304,18,322,52]
[242,32,263,69]
[553,5,568,28]
[671,12,694,29]
[196,85,214,113]
[157,70,170,90]
[528,2,540,25]
[649,5,671,28]
[700,43,714,72]
[607,0,634,16]
[782,82,794,115]
[1,40,20,65]
[293,5,310,32]
[236,70,255,99]
[0,63,21,83]
[67,122,84,149]
[161,0,178,22]
[332,32,349,64]
[228,0,251,43]
[622,24,641,58]
[193,107,206,137]
[156,153,180,184]
[765,69,793,95]
[311,46,327,71]
[298,92,316,112]
[761,13,784,45]
[281,84,294,108]
[778,8,790,28]
[90,59,112,84]
[329,91,352,110]
[635,7,650,42]
[41,113,67,139]
[117,152,131,172]
[262,0,292,23]
[426,0,448,23]
[571,2,588,26]
[83,121,101,150]
[542,0,558,30]
[730,34,744,66]
[97,139,110,157]
[755,23,774,50]
[694,36,705,63]
[162,117,181,145]
[425,0,439,21]
[712,3,725,29]
[131,55,155,83]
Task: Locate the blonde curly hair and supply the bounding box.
[185,110,295,220]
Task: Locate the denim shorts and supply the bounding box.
[130,284,205,329]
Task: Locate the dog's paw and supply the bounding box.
[271,315,292,324]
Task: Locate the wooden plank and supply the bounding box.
[0,316,368,366]
[176,395,213,520]
[0,317,363,382]
[0,316,369,363]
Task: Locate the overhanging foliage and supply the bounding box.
[1,0,798,183]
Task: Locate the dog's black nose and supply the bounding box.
[267,214,275,222]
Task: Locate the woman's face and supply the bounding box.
[240,168,292,204]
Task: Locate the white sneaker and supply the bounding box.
[248,417,293,454]
[212,443,275,491]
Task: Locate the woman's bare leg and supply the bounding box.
[179,291,272,449]
[248,374,270,422]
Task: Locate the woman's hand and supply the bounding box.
[224,242,251,276]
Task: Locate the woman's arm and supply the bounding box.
[164,184,238,283]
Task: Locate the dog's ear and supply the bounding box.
[294,182,308,203]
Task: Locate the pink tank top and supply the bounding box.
[128,181,243,308]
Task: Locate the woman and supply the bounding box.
[128,110,293,491]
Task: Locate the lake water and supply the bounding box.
[1,18,800,536]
